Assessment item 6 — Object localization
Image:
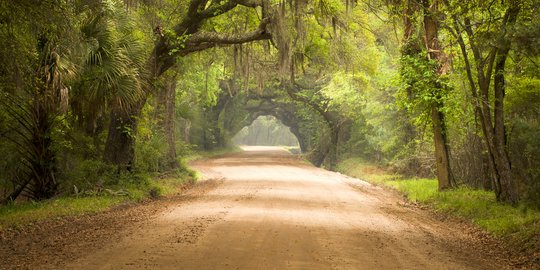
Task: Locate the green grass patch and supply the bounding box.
[0,196,123,231]
[336,157,540,252]
[0,173,192,232]
[185,146,242,162]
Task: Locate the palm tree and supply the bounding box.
[1,0,146,202]
[71,1,146,159]
[1,37,76,202]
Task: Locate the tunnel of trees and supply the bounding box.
[232,115,299,147]
[1,0,539,208]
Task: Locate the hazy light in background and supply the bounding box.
[232,115,299,148]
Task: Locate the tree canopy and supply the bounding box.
[1,0,539,207]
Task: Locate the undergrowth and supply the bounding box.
[336,157,540,253]
[0,147,237,232]
[0,173,192,232]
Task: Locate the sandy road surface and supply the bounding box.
[55,146,512,269]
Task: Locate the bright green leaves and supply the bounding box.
[165,30,191,55]
[177,55,225,107]
[398,52,452,127]
[316,0,346,17]
[506,76,540,117]
[76,2,147,113]
[321,71,369,118]
[205,5,260,33]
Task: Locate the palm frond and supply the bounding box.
[73,1,147,118]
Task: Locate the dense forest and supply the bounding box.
[0,0,539,208]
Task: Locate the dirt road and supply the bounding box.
[1,146,522,269]
[51,146,511,269]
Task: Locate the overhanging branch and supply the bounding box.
[181,17,272,55]
[198,1,238,19]
[235,0,263,8]
[198,0,263,19]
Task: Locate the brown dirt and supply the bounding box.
[0,146,536,269]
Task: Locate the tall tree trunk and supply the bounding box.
[493,52,518,203]
[450,18,495,190]
[423,0,453,189]
[475,5,519,204]
[400,0,421,161]
[308,115,342,169]
[491,15,518,203]
[164,79,179,169]
[431,104,453,189]
[103,108,138,171]
[154,75,179,170]
[452,2,520,203]
[202,91,231,150]
[325,122,340,169]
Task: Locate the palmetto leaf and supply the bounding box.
[74,2,146,120]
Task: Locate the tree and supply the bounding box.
[390,0,454,190]
[444,0,521,203]
[422,0,453,190]
[72,1,146,152]
[0,0,77,201]
[103,0,272,169]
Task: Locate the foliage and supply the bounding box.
[506,74,540,207]
[321,72,367,118]
[73,1,147,117]
[177,55,225,107]
[398,52,452,126]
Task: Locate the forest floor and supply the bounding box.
[0,146,535,269]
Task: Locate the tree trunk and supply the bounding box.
[431,104,452,189]
[288,125,306,152]
[309,143,327,167]
[447,1,520,203]
[450,17,495,190]
[164,79,179,169]
[31,100,58,199]
[423,0,454,189]
[309,118,340,169]
[103,108,138,170]
[326,122,340,169]
[478,4,519,204]
[491,27,518,203]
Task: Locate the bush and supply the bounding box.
[135,132,168,173]
[59,159,117,194]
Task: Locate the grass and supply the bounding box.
[336,157,540,252]
[0,196,123,230]
[0,174,192,232]
[185,146,242,162]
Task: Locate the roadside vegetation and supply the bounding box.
[0,172,193,232]
[337,158,540,254]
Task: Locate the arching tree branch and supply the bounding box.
[181,18,271,55]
